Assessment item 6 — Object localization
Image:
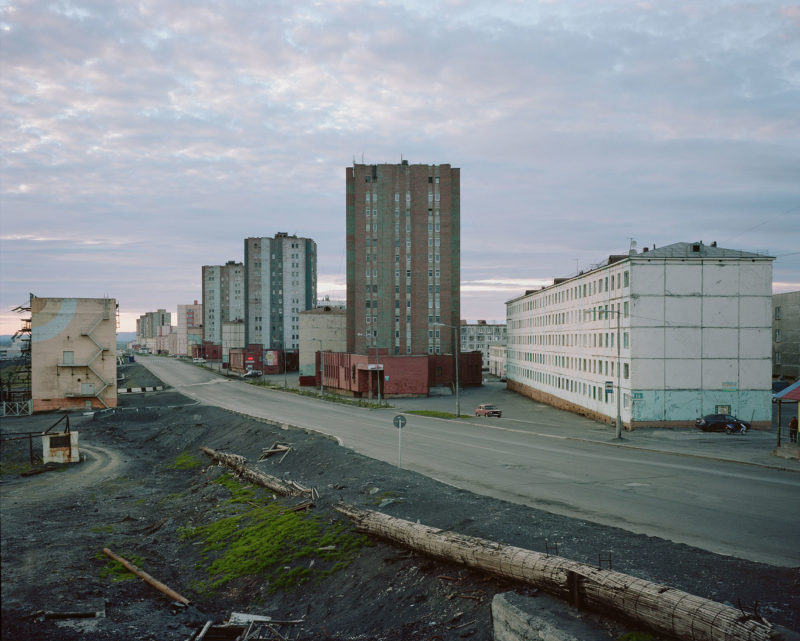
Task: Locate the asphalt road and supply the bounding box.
[138,356,800,568]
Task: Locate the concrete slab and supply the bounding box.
[492,592,620,641]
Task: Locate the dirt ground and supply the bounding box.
[1,370,799,640]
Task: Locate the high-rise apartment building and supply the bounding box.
[244,233,317,350]
[346,161,460,356]
[136,309,170,343]
[202,261,244,344]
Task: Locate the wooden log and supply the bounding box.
[334,503,777,641]
[102,547,190,605]
[200,446,303,497]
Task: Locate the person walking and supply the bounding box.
[789,416,798,443]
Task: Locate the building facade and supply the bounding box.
[136,309,170,344]
[773,291,800,381]
[202,261,244,344]
[506,242,774,429]
[177,301,203,356]
[346,161,460,357]
[460,321,507,369]
[488,344,507,378]
[244,233,317,351]
[31,296,118,412]
[298,305,347,377]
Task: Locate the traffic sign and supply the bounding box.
[393,415,406,429]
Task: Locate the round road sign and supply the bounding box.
[393,415,406,429]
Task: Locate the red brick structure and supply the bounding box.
[229,345,265,373]
[316,351,481,398]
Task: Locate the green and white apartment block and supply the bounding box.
[506,242,775,429]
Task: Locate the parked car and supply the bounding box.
[475,403,502,417]
[243,369,262,378]
[695,414,750,433]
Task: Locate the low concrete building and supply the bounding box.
[298,305,347,377]
[488,344,507,378]
[773,291,800,382]
[31,296,118,412]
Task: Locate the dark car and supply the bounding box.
[695,414,750,433]
[475,403,502,418]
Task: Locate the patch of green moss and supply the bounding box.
[168,451,204,471]
[96,550,144,582]
[160,492,184,506]
[91,524,114,534]
[0,461,36,476]
[180,474,367,594]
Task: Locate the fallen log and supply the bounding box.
[334,503,779,641]
[200,446,305,497]
[102,547,190,605]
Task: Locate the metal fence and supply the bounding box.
[1,400,33,416]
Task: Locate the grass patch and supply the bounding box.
[179,473,367,594]
[96,550,144,582]
[168,451,204,471]
[0,461,39,476]
[91,524,114,534]
[406,409,461,419]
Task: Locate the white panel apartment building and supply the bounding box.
[244,233,317,351]
[460,321,506,369]
[506,242,774,429]
[202,261,245,344]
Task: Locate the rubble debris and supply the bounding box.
[258,442,292,463]
[102,547,190,605]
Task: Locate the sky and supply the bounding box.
[1,0,799,334]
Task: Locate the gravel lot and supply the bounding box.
[1,366,798,640]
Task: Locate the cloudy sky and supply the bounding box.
[2,0,798,334]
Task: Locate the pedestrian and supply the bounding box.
[789,416,798,443]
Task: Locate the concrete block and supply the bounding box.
[492,592,613,641]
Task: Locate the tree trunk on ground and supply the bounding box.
[200,446,302,497]
[334,503,778,641]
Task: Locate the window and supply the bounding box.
[775,306,782,320]
[775,329,782,342]
[623,363,629,379]
[63,351,74,365]
[623,271,629,287]
[623,301,629,318]
[775,352,782,364]
[623,332,629,348]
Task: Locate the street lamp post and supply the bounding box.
[436,322,460,417]
[601,307,624,439]
[615,307,622,439]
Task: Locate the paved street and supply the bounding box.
[138,356,800,568]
